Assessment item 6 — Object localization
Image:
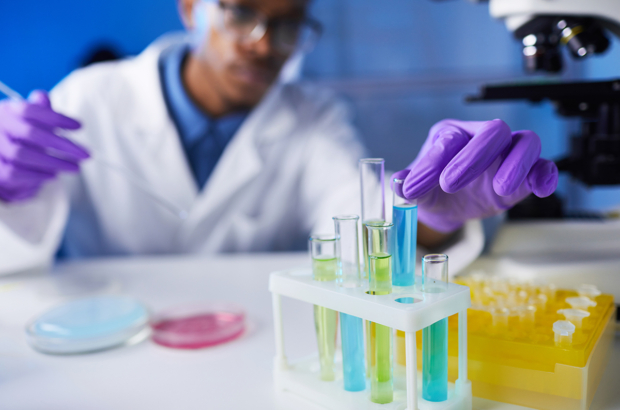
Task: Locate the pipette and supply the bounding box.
[0,80,188,220]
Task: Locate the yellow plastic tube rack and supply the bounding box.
[395,275,615,410]
[269,267,472,410]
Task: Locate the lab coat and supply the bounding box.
[0,35,484,275]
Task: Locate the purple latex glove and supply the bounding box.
[393,119,558,233]
[0,90,89,202]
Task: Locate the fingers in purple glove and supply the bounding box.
[440,119,512,193]
[2,117,89,160]
[0,161,55,184]
[402,126,470,199]
[0,183,45,202]
[527,158,558,198]
[391,169,410,198]
[493,130,541,196]
[27,89,80,128]
[0,135,80,173]
[16,103,81,131]
[428,119,488,139]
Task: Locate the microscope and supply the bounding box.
[459,1,620,306]
[469,0,620,186]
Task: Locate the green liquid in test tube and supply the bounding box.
[422,254,449,402]
[369,253,392,295]
[366,222,394,404]
[359,159,386,380]
[310,235,339,381]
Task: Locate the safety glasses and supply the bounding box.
[206,1,322,55]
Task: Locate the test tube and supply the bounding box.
[310,234,339,381]
[553,320,576,347]
[360,159,386,381]
[516,305,536,330]
[577,284,602,299]
[490,307,510,334]
[360,158,386,279]
[557,308,590,328]
[565,296,597,311]
[333,215,365,392]
[367,222,394,296]
[422,254,449,403]
[366,222,394,404]
[392,178,418,287]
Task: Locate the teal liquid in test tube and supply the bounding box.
[333,215,366,392]
[310,235,339,381]
[422,254,449,402]
[392,178,418,287]
[366,222,394,404]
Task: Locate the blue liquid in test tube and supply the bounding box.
[423,317,448,401]
[333,215,366,391]
[421,254,449,402]
[340,312,366,391]
[392,178,417,287]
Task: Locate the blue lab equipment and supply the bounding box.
[392,178,417,287]
[421,254,449,402]
[333,215,366,391]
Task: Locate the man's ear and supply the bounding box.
[177,0,197,30]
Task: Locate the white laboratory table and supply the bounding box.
[0,252,618,410]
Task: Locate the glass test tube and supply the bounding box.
[310,234,339,381]
[392,178,418,287]
[393,177,417,364]
[333,215,366,392]
[360,158,386,279]
[360,158,386,381]
[366,222,394,404]
[422,254,449,402]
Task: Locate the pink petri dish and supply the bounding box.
[151,303,245,349]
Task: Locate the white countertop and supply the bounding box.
[0,253,617,410]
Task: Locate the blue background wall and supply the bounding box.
[1,0,619,211]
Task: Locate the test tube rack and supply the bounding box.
[269,267,472,410]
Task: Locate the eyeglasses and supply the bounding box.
[206,1,322,54]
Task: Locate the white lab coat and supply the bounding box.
[0,35,484,275]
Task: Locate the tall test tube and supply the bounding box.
[392,178,418,287]
[360,158,386,279]
[422,254,449,402]
[360,158,386,380]
[393,178,418,365]
[366,222,394,404]
[310,234,340,381]
[333,215,366,392]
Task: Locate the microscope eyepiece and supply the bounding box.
[515,16,611,73]
[555,18,610,60]
[521,33,562,73]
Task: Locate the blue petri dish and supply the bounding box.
[26,295,149,354]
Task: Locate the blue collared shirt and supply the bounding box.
[159,44,248,190]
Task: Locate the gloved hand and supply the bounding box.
[393,119,558,233]
[0,90,89,202]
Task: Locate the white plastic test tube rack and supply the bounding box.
[269,268,472,410]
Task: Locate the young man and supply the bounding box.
[0,0,557,274]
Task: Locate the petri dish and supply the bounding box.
[151,303,245,349]
[26,295,149,354]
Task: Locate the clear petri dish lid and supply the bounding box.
[151,302,246,349]
[26,295,149,355]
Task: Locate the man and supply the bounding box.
[0,0,557,274]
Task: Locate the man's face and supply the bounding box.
[184,0,308,108]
